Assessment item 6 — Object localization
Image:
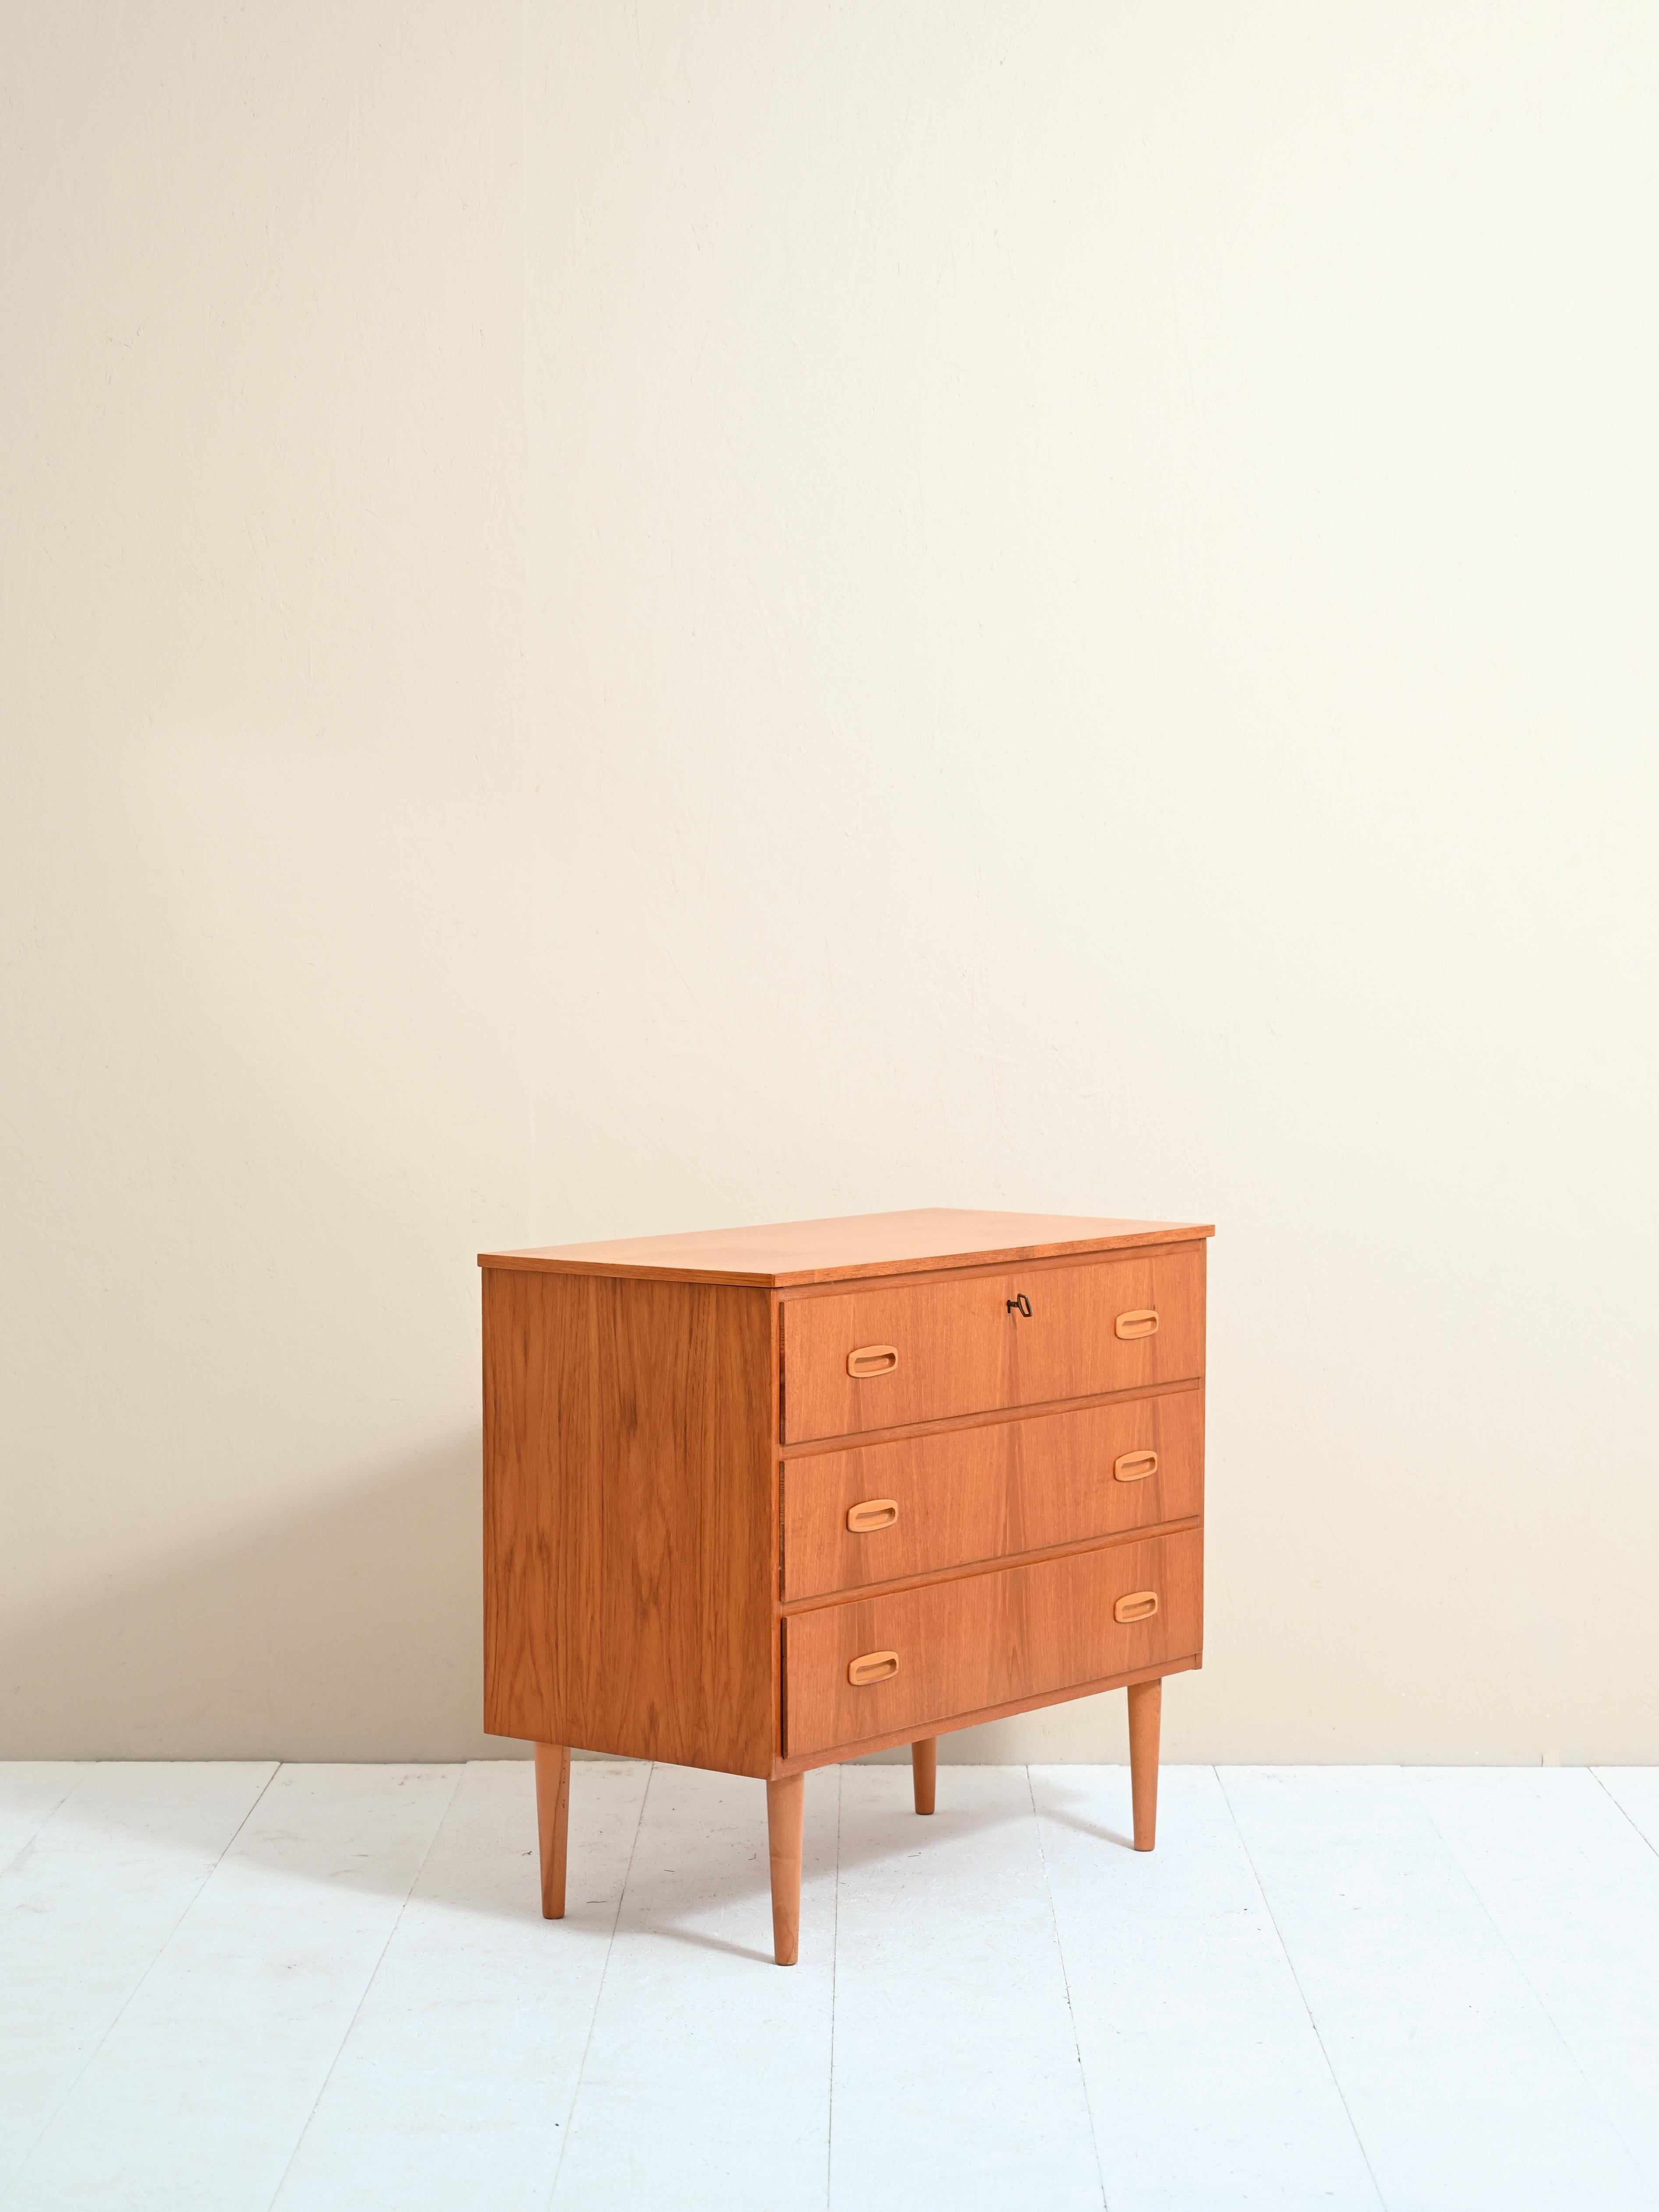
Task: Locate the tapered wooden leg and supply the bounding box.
[766,1774,805,1966]
[912,1736,937,1815]
[534,1742,572,1919]
[1127,1678,1162,1852]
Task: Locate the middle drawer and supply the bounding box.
[781,1387,1203,1602]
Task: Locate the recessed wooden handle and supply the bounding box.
[846,1343,898,1378]
[1114,1590,1160,1623]
[846,1498,899,1534]
[1113,1449,1158,1483]
[848,1650,899,1686]
[1114,1309,1159,1340]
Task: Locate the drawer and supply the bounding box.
[781,1388,1202,1601]
[780,1244,1204,1444]
[782,1526,1203,1758]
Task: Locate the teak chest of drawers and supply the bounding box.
[479,1205,1212,1965]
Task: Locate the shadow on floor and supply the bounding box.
[1,1435,1141,1927]
[591,1763,1143,1961]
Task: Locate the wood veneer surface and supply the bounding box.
[478,1206,1213,1288]
[781,1245,1206,1443]
[775,1654,1198,1774]
[780,1385,1204,1601]
[782,1527,1203,1758]
[482,1268,776,1777]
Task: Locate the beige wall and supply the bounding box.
[4,4,1656,1763]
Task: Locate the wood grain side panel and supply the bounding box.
[482,1268,775,1777]
[781,1244,1206,1443]
[781,1386,1203,1601]
[782,1527,1203,1758]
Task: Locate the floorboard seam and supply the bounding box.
[1026,1765,1111,2211]
[0,1768,86,1881]
[262,1762,467,2212]
[0,1758,282,2209]
[1213,1767,1389,2212]
[544,1756,652,2212]
[1404,1769,1652,2192]
[1590,1768,1659,1863]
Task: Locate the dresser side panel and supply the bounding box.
[482,1269,775,1776]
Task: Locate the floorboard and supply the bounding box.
[273,1760,649,2212]
[2,1759,1656,2212]
[829,1763,1102,2212]
[0,1762,275,2197]
[0,1764,84,1873]
[1220,1766,1652,2212]
[2,1764,458,2212]
[1411,1767,1659,2198]
[548,1763,837,2212]
[1033,1763,1381,2210]
[1598,1767,1659,1857]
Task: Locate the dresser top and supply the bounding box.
[478,1205,1212,1289]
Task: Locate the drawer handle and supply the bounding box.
[1114,1309,1159,1340]
[846,1497,899,1534]
[1113,1449,1158,1483]
[1114,1590,1160,1623]
[848,1650,899,1686]
[847,1343,898,1378]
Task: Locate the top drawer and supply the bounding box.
[781,1243,1205,1443]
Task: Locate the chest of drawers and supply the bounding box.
[479,1205,1211,1965]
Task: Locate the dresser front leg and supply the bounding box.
[1126,1679,1161,1851]
[534,1743,572,1918]
[766,1774,805,1966]
[912,1737,937,1814]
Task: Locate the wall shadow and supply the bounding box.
[0,1435,508,1767]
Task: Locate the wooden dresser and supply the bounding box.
[479,1205,1211,1965]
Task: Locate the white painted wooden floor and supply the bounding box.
[3,1763,1657,2211]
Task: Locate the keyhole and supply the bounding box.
[1006,1293,1032,1318]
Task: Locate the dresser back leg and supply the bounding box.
[1126,1679,1162,1851]
[912,1736,937,1815]
[534,1743,572,1918]
[765,1774,806,1965]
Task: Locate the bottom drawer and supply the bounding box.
[782,1526,1202,1759]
